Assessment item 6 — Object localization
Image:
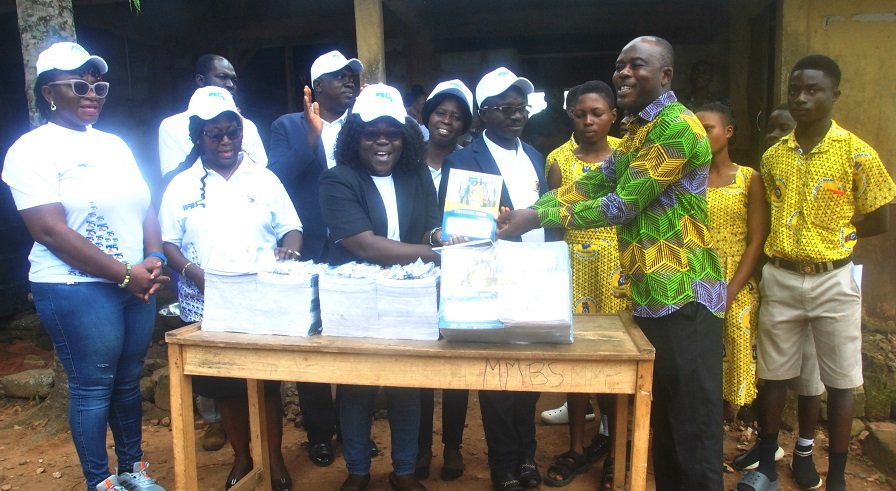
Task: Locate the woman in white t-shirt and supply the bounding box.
[1,43,167,491]
[158,87,300,491]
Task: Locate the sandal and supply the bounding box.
[737,470,780,491]
[600,457,614,490]
[543,450,590,487]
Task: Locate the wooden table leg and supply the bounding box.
[247,379,272,491]
[613,394,628,490]
[629,360,654,491]
[168,343,198,491]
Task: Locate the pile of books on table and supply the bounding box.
[319,260,440,341]
[203,259,325,336]
[439,240,573,344]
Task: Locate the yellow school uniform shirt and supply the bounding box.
[545,136,627,314]
[761,121,896,262]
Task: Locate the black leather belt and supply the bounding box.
[768,255,852,274]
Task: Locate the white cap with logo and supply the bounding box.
[36,42,108,76]
[426,79,474,118]
[187,86,240,121]
[475,67,534,107]
[352,84,408,124]
[310,50,364,83]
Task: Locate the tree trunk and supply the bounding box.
[10,0,75,434]
[15,0,76,128]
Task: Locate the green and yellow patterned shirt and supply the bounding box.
[531,91,726,318]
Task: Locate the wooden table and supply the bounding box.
[166,313,654,491]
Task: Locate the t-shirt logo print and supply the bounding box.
[70,201,124,277]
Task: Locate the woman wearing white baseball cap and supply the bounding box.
[319,84,459,491]
[415,78,474,482]
[158,85,300,491]
[2,42,167,491]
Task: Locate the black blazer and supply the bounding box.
[438,136,561,241]
[267,112,330,262]
[319,163,440,266]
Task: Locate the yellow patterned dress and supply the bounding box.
[546,136,627,314]
[708,165,760,406]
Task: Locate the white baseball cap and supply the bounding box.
[352,84,408,124]
[475,67,534,107]
[36,42,108,76]
[187,86,240,121]
[426,79,474,118]
[310,50,363,83]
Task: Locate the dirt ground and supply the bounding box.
[0,341,891,490]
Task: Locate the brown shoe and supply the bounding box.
[201,422,226,451]
[340,474,370,491]
[389,472,426,491]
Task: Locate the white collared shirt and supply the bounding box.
[482,132,545,242]
[321,110,349,169]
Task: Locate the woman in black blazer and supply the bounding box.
[319,84,452,491]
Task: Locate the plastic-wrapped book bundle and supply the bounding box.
[319,260,441,341]
[203,259,325,336]
[439,240,573,344]
[375,260,440,339]
[318,262,380,335]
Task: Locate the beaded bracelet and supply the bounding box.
[118,262,132,289]
[181,262,193,277]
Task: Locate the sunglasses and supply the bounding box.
[481,104,531,118]
[203,127,243,143]
[47,80,110,98]
[361,128,403,142]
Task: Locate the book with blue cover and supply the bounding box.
[441,169,503,240]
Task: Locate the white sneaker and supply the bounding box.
[96,475,128,491]
[118,461,165,491]
[540,402,597,425]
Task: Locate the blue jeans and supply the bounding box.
[31,282,156,489]
[339,385,420,476]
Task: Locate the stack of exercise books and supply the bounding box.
[375,260,440,340]
[319,260,441,341]
[202,259,324,336]
[439,240,573,344]
[318,262,381,337]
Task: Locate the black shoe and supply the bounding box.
[271,475,292,491]
[492,473,523,491]
[790,444,822,490]
[308,441,334,467]
[585,433,611,463]
[415,446,432,480]
[224,459,253,490]
[518,458,541,488]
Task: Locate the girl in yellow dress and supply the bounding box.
[696,103,769,414]
[542,81,625,489]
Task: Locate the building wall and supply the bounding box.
[777,0,896,328]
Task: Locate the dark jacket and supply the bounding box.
[267,112,329,262]
[319,162,440,266]
[438,135,561,242]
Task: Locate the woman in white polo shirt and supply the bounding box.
[2,43,167,491]
[158,87,301,491]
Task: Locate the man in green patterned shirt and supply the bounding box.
[497,36,726,490]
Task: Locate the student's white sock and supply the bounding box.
[796,437,814,448]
